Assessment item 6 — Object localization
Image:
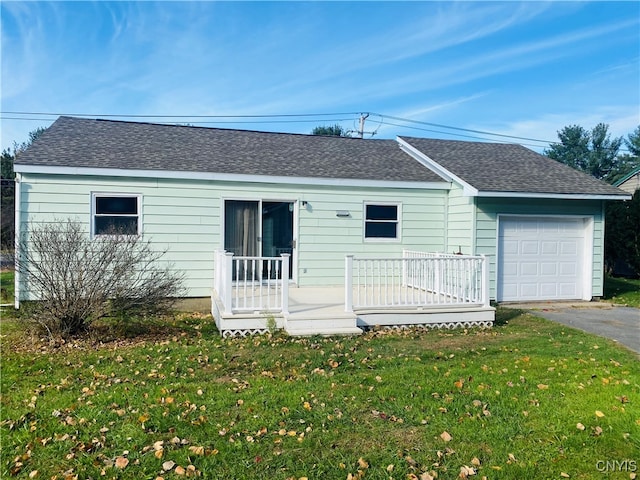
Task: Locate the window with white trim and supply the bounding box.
[92,194,141,236]
[364,203,399,240]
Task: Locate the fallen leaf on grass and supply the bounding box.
[595,410,605,418]
[459,465,476,477]
[188,446,205,455]
[162,460,175,471]
[440,431,453,442]
[560,473,570,478]
[537,384,549,390]
[576,423,585,431]
[115,457,129,469]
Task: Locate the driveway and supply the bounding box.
[505,302,640,354]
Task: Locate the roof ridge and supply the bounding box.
[60,115,394,142]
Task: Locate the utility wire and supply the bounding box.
[1,110,632,152]
[376,119,551,149]
[369,112,555,145]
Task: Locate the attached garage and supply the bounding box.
[497,216,592,301]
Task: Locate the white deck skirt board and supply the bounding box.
[497,217,587,301]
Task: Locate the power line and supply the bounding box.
[369,112,555,145]
[376,119,551,149]
[0,110,632,152]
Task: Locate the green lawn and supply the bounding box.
[0,269,14,304]
[604,275,640,308]
[1,309,638,479]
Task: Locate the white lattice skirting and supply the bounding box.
[371,320,494,331]
[221,328,270,338]
[221,320,493,337]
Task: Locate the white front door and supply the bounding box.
[498,217,588,301]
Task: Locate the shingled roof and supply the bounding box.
[16,116,629,198]
[15,116,443,183]
[399,136,629,197]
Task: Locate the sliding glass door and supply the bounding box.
[224,200,294,280]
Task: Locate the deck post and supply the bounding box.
[281,254,290,315]
[222,251,234,315]
[345,255,354,312]
[481,254,490,308]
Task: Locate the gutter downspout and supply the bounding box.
[13,173,21,309]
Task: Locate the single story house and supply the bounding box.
[14,116,631,336]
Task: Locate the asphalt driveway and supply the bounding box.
[506,303,640,354]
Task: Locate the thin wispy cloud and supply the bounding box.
[1,1,638,149]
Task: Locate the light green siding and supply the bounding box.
[474,197,605,300]
[17,173,449,297]
[446,184,474,255]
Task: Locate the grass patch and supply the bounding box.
[1,269,14,304]
[1,311,639,479]
[604,275,640,308]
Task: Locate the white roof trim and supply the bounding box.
[477,190,632,201]
[397,137,479,196]
[13,164,450,190]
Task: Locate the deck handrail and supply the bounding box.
[214,250,290,315]
[346,251,489,311]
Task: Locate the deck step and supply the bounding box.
[285,326,363,337]
[285,310,360,336]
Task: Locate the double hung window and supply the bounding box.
[364,203,400,240]
[92,194,141,236]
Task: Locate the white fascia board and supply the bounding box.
[397,137,478,196]
[13,164,450,191]
[477,190,632,201]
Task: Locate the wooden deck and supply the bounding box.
[212,285,494,337]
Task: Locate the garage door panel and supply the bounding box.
[540,283,558,297]
[502,262,518,276]
[541,242,558,254]
[559,262,577,276]
[498,217,586,301]
[521,262,539,276]
[521,241,539,255]
[559,283,578,296]
[540,263,557,276]
[519,283,540,297]
[561,241,578,254]
[502,240,519,254]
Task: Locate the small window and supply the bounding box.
[93,194,140,235]
[365,203,399,240]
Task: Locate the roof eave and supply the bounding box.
[476,190,632,201]
[13,164,451,191]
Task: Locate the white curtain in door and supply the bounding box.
[224,201,258,257]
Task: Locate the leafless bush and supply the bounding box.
[16,219,186,335]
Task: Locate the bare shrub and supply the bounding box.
[16,219,186,335]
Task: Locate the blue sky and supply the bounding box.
[1,1,639,152]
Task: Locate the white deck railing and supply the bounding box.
[345,250,489,311]
[214,250,289,315]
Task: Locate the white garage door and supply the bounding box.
[498,217,587,301]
